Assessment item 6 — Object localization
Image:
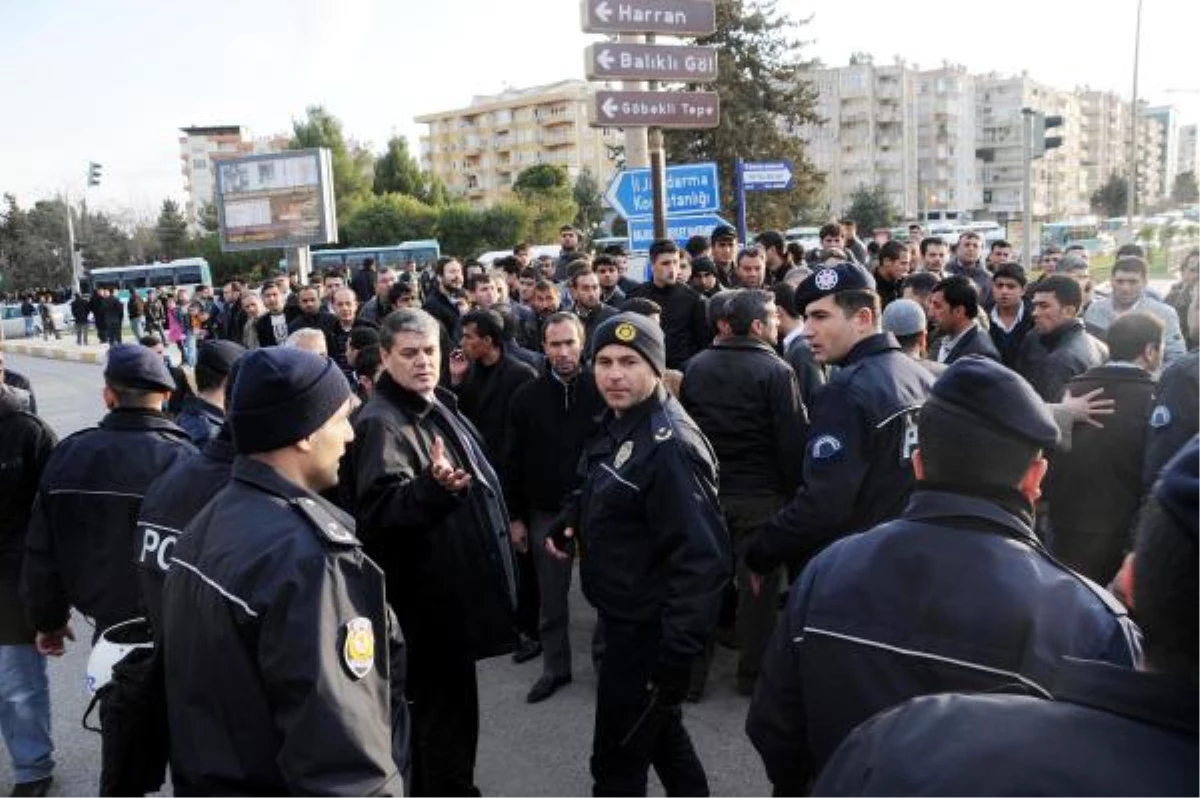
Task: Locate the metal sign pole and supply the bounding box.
[736,158,747,244]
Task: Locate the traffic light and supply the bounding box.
[1031,113,1064,159]
[87,162,102,187]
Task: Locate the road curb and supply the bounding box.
[0,341,104,364]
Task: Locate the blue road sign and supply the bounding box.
[740,159,794,192]
[627,213,731,252]
[605,162,720,219]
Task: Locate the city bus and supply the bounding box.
[289,241,443,275]
[82,258,213,301]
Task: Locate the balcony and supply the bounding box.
[494,135,514,151]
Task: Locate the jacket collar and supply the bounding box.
[1040,318,1085,349]
[1053,658,1198,736]
[839,332,901,366]
[715,335,777,355]
[603,384,666,443]
[231,455,313,502]
[901,489,1038,543]
[99,407,188,436]
[201,434,236,463]
[374,370,459,421]
[182,395,225,422]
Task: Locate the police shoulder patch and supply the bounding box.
[811,434,844,461]
[1150,405,1172,429]
[342,617,375,680]
[294,496,358,546]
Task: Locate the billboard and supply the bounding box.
[215,148,337,251]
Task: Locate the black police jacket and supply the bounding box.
[162,457,406,796]
[1144,350,1199,491]
[814,659,1197,797]
[746,489,1142,794]
[623,282,711,369]
[21,408,194,633]
[569,387,731,670]
[1015,319,1108,402]
[502,369,605,520]
[745,333,934,575]
[680,336,808,498]
[135,435,233,637]
[350,373,518,661]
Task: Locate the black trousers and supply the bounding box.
[515,547,541,641]
[407,646,480,797]
[591,618,708,797]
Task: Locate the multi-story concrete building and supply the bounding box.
[1179,124,1198,182]
[1078,89,1134,205]
[800,60,919,221]
[415,80,623,209]
[1135,111,1166,208]
[916,64,976,221]
[1143,105,1180,202]
[178,125,288,231]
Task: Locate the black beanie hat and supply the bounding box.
[591,313,666,375]
[230,347,350,454]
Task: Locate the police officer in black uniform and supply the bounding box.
[546,313,730,797]
[745,263,936,578]
[746,357,1142,794]
[813,437,1198,797]
[162,347,407,795]
[21,345,194,649]
[136,356,245,636]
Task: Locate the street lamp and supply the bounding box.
[1128,0,1143,225]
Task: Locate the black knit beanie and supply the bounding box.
[230,347,350,454]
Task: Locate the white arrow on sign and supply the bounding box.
[597,48,615,70]
[602,97,619,118]
[594,1,612,22]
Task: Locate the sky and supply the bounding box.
[2,0,1196,221]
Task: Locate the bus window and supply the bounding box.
[312,253,346,271]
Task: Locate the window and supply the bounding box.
[192,159,207,169]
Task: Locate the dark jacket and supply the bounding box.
[162,457,406,796]
[350,374,517,661]
[20,409,194,633]
[623,282,710,369]
[0,391,56,644]
[254,312,294,348]
[502,369,605,521]
[680,336,807,497]
[814,660,1197,797]
[174,395,225,447]
[1015,319,1108,403]
[746,333,935,575]
[577,302,618,344]
[871,269,901,308]
[3,369,37,415]
[1144,351,1199,490]
[136,435,231,637]
[947,258,994,307]
[126,293,144,319]
[781,334,826,412]
[90,294,107,327]
[422,290,460,340]
[357,295,392,326]
[287,310,339,354]
[569,387,731,670]
[600,285,627,307]
[103,295,124,328]
[1047,364,1155,583]
[747,489,1143,794]
[70,296,90,325]
[454,354,538,464]
[988,302,1035,368]
[940,323,1000,364]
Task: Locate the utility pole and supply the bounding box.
[1021,108,1035,269]
[1128,0,1143,226]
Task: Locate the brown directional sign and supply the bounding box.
[589,90,720,129]
[580,0,716,36]
[585,42,718,82]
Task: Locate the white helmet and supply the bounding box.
[86,618,154,695]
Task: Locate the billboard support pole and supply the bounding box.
[287,246,311,285]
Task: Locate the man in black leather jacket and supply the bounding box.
[1016,274,1108,402]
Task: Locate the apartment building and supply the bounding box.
[1180,124,1198,180]
[916,64,976,221]
[1079,89,1134,202]
[800,60,919,220]
[178,125,288,231]
[415,80,623,208]
[1143,106,1181,201]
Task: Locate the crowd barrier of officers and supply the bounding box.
[1,219,1197,796]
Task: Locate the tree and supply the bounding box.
[0,194,72,291]
[344,193,439,246]
[573,169,606,238]
[289,106,373,206]
[845,184,895,235]
[156,199,189,261]
[1172,170,1199,204]
[373,136,427,198]
[663,0,824,231]
[1090,172,1129,218]
[513,164,577,242]
[435,201,532,259]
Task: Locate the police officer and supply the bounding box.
[813,437,1198,797]
[21,345,194,648]
[745,263,936,578]
[136,356,244,636]
[546,313,730,796]
[746,357,1142,794]
[162,347,407,795]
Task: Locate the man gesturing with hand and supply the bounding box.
[349,308,518,797]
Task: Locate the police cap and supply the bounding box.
[794,262,877,314]
[105,344,175,392]
[591,313,666,376]
[928,356,1060,449]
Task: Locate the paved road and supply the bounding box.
[1,354,770,796]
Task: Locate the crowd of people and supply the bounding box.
[0,220,1196,797]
